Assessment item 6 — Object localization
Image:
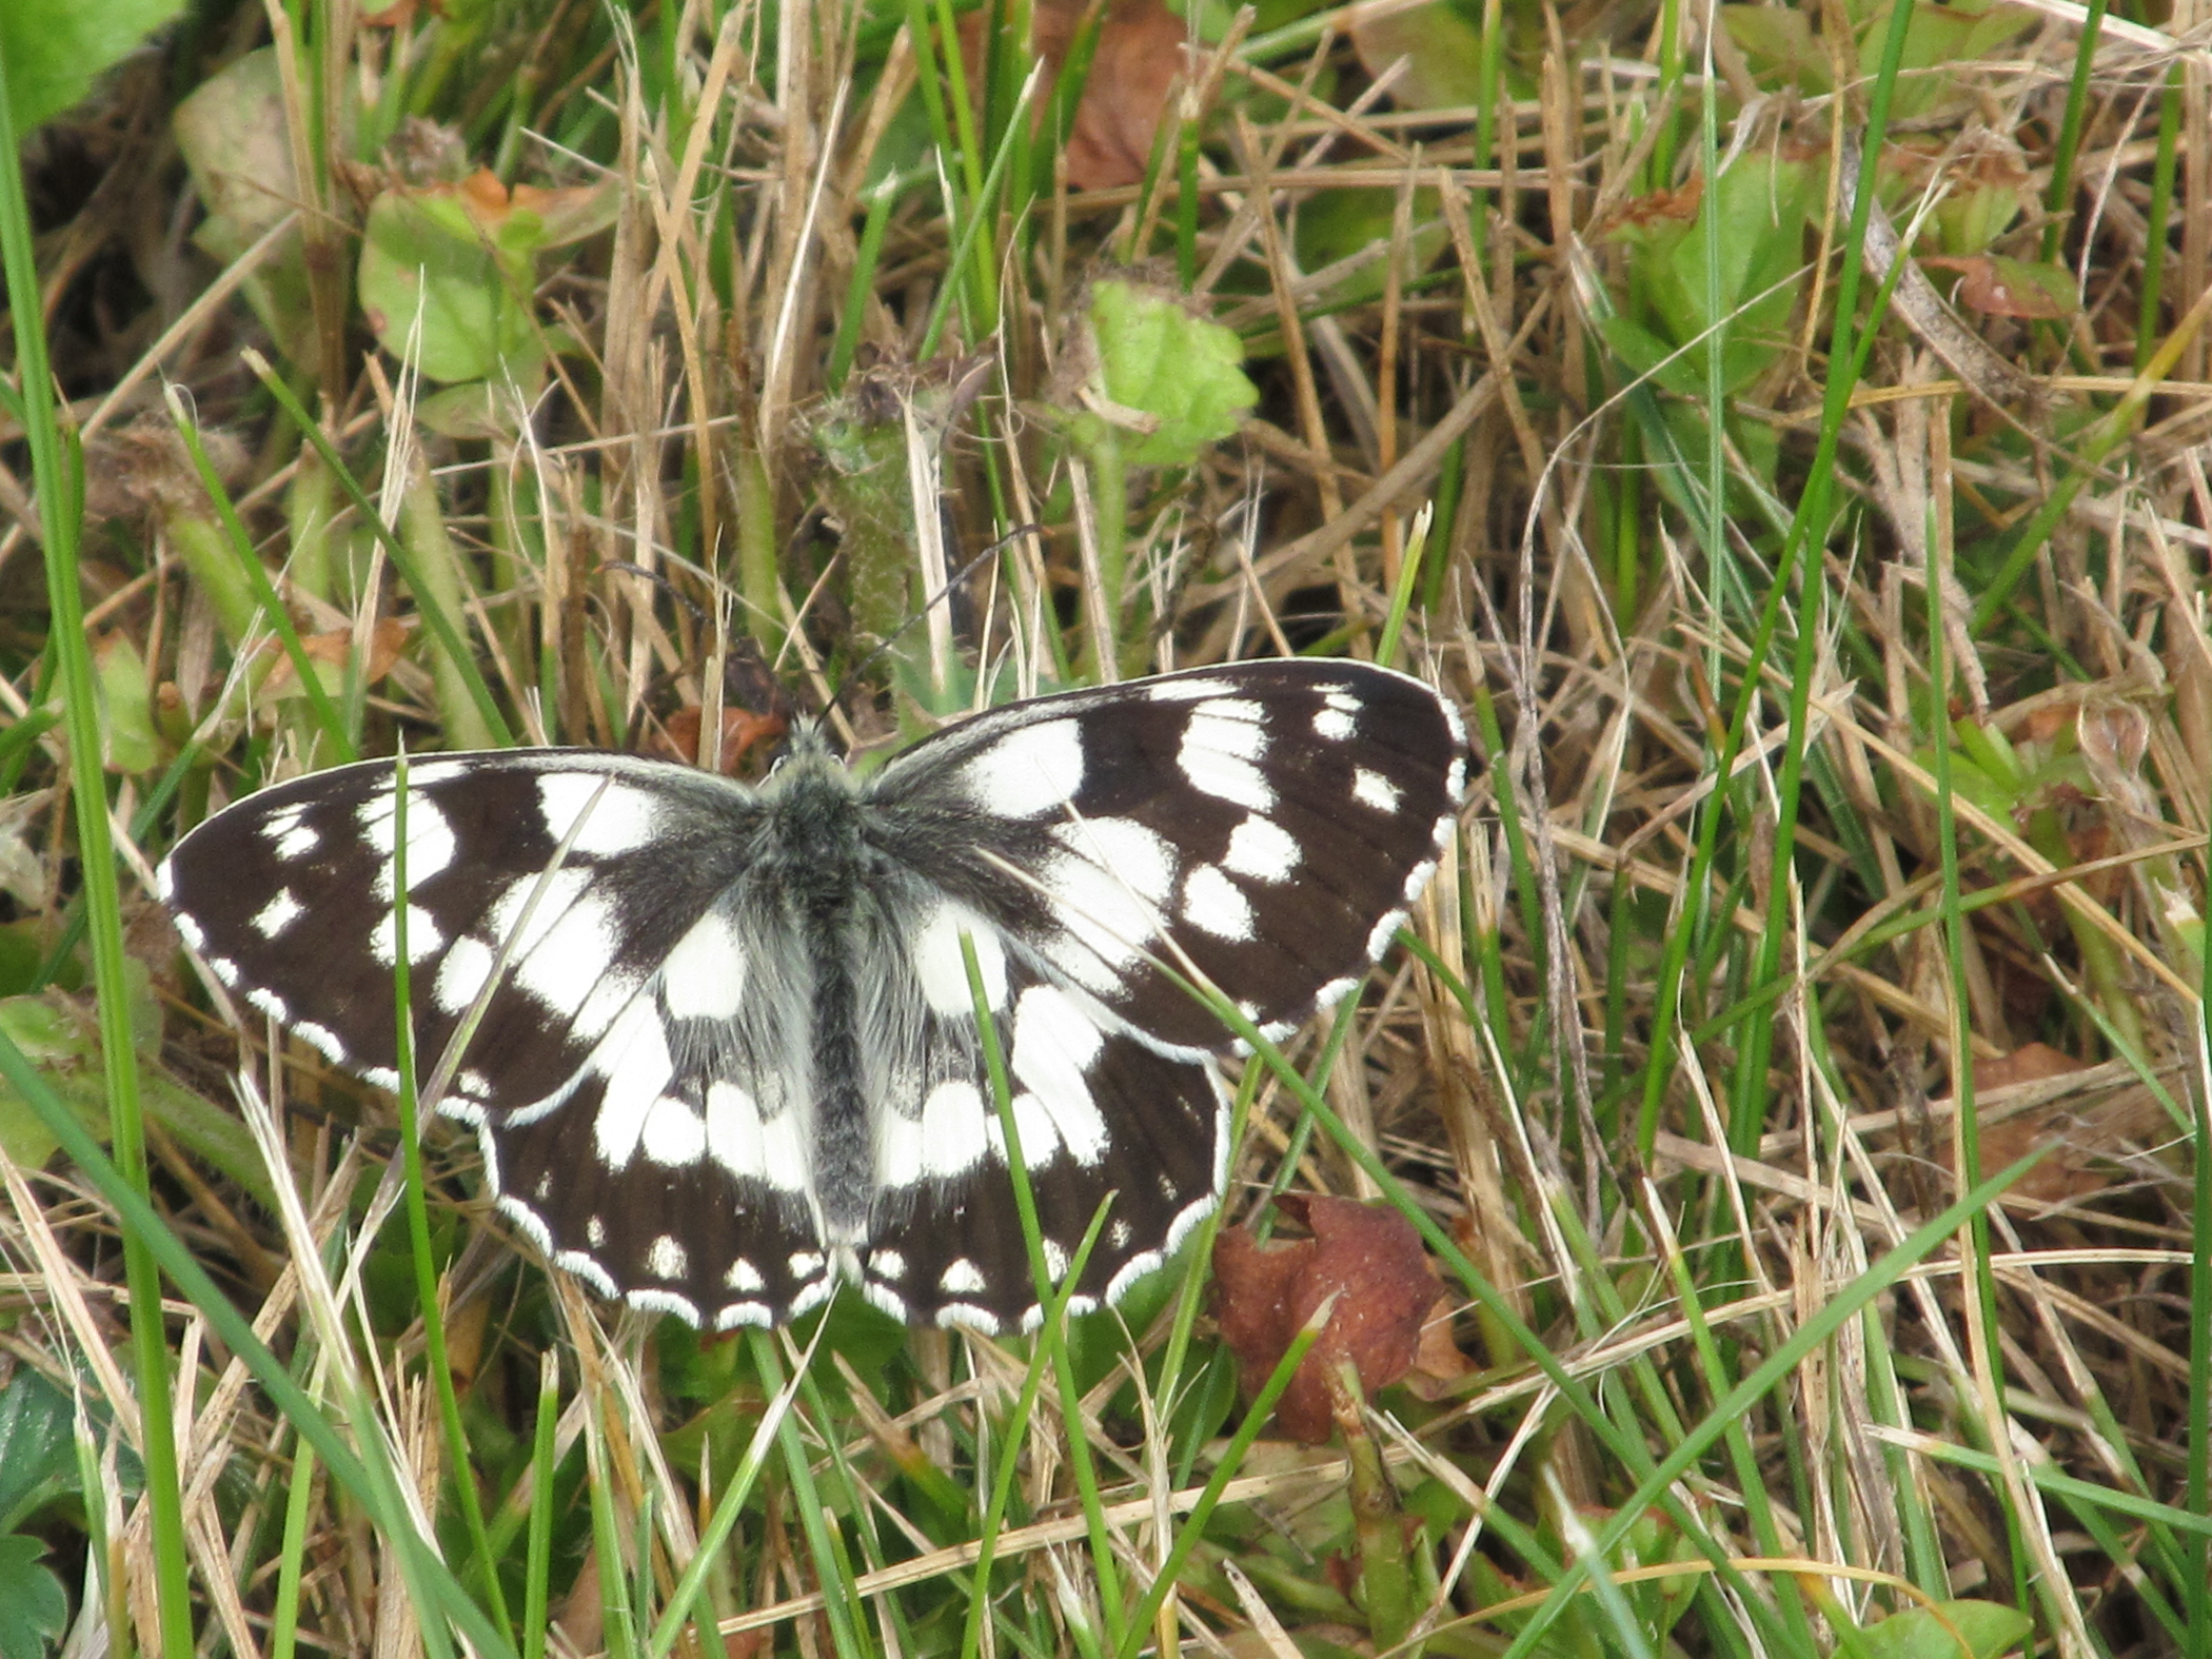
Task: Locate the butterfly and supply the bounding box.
[160,660,1467,1332]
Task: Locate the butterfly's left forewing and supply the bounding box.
[161,752,843,1323]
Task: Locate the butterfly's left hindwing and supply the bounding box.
[161,661,1466,1332]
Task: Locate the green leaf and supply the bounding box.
[92,634,158,774]
[1721,5,1832,92]
[358,184,546,388]
[1858,1600,2034,1659]
[1350,2,1482,109]
[0,0,185,134]
[0,1533,65,1658]
[1607,155,1813,397]
[173,48,319,371]
[1078,279,1258,467]
[0,970,273,1207]
[0,1372,77,1537]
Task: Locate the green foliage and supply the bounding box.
[0,965,271,1202]
[1070,280,1259,468]
[0,0,184,134]
[173,49,319,371]
[1857,1600,2034,1659]
[1601,154,1816,400]
[0,1536,66,1659]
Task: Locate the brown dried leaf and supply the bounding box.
[260,619,411,697]
[1920,254,2073,320]
[969,0,1193,191]
[653,706,790,776]
[1213,1194,1438,1443]
[1935,1043,2170,1205]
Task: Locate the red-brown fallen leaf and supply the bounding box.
[967,0,1194,191]
[1213,1194,1439,1443]
[260,619,412,696]
[1930,1042,2170,1205]
[652,706,789,776]
[361,0,439,28]
[1920,254,2071,320]
[1398,1299,1476,1401]
[1593,174,1704,237]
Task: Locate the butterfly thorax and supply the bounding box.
[746,733,887,1244]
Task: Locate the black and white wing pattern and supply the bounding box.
[160,660,1467,1332]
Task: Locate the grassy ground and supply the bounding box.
[2,0,2209,1654]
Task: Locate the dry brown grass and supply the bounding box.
[1,0,2209,1654]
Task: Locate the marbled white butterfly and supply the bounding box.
[160,660,1466,1332]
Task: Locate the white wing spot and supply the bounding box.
[642,1096,709,1165]
[646,1235,689,1281]
[1050,816,1178,910]
[706,1081,767,1181]
[1040,849,1158,981]
[631,1289,702,1321]
[1187,699,1268,755]
[498,1196,554,1253]
[361,796,458,900]
[291,1021,344,1064]
[537,773,661,858]
[940,1259,988,1295]
[1313,973,1360,1012]
[1365,908,1409,961]
[1178,705,1275,811]
[662,908,748,1020]
[1222,814,1300,882]
[725,1258,766,1293]
[250,890,304,938]
[1009,986,1109,1165]
[1181,864,1257,941]
[572,966,647,1044]
[716,1302,773,1330]
[588,1001,675,1169]
[1145,676,1239,703]
[502,879,624,1020]
[961,718,1086,817]
[1352,768,1402,813]
[863,1282,910,1321]
[369,904,443,966]
[1401,855,1439,902]
[919,1079,992,1178]
[556,1251,618,1298]
[585,1215,607,1248]
[262,807,320,862]
[1041,1239,1071,1280]
[433,934,496,1014]
[757,1106,811,1194]
[1010,1094,1062,1160]
[872,1249,908,1281]
[1312,705,1356,741]
[911,902,1010,1015]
